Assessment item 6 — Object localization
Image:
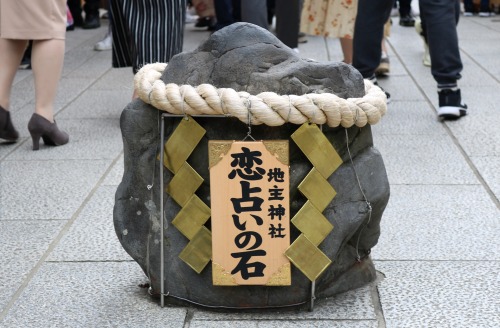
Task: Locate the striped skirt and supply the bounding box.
[110,0,186,73]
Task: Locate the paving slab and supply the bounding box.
[0,160,111,221]
[0,221,64,313]
[192,285,376,321]
[372,134,479,185]
[57,89,130,119]
[6,118,122,160]
[189,320,378,328]
[373,185,500,261]
[471,156,500,201]
[375,261,500,328]
[372,100,447,136]
[49,186,132,262]
[0,262,187,328]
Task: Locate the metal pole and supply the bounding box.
[160,115,165,308]
[309,281,315,311]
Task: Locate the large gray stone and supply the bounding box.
[114,23,390,308]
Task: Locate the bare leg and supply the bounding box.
[340,37,353,64]
[31,39,65,122]
[0,39,28,110]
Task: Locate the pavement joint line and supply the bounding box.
[44,260,136,263]
[386,39,500,211]
[0,150,123,321]
[371,271,387,328]
[461,48,500,85]
[373,259,500,262]
[183,309,195,328]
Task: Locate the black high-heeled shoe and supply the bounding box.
[27,113,69,150]
[0,106,19,142]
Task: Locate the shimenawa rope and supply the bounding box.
[134,63,387,128]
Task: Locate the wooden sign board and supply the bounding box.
[209,141,291,286]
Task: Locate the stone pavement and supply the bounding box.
[1,12,499,328]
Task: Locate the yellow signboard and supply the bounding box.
[209,141,291,286]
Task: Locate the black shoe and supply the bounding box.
[83,15,100,29]
[437,89,467,120]
[195,16,216,29]
[370,79,391,103]
[399,14,415,27]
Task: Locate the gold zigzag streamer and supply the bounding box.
[163,117,212,273]
[286,123,342,281]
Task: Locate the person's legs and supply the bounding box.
[419,0,466,119]
[398,0,415,26]
[214,0,234,30]
[0,39,27,110]
[339,38,353,64]
[31,39,65,122]
[352,0,393,79]
[241,0,268,29]
[463,0,474,14]
[398,0,412,16]
[83,0,101,29]
[419,0,461,87]
[0,38,26,141]
[275,0,300,49]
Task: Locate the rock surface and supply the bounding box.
[114,22,390,309]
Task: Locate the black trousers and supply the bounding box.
[419,0,462,85]
[352,0,393,78]
[275,0,300,49]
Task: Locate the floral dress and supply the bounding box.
[300,0,358,39]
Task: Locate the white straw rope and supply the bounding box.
[134,63,387,128]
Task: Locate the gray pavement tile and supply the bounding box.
[67,52,114,79]
[471,156,500,200]
[0,220,64,313]
[183,27,210,52]
[399,63,435,88]
[189,320,377,328]
[373,134,479,185]
[0,141,21,161]
[90,67,134,92]
[192,286,375,321]
[102,154,124,186]
[7,118,122,160]
[372,185,500,261]
[371,100,447,136]
[54,76,96,107]
[457,85,500,115]
[0,160,111,221]
[467,54,500,79]
[0,262,186,328]
[48,186,132,262]
[57,89,130,119]
[9,76,35,112]
[375,261,500,328]
[376,75,426,102]
[446,114,500,157]
[256,321,378,328]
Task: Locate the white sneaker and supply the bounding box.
[479,12,495,17]
[463,12,473,17]
[94,33,112,51]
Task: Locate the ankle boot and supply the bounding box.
[28,113,69,150]
[0,106,19,142]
